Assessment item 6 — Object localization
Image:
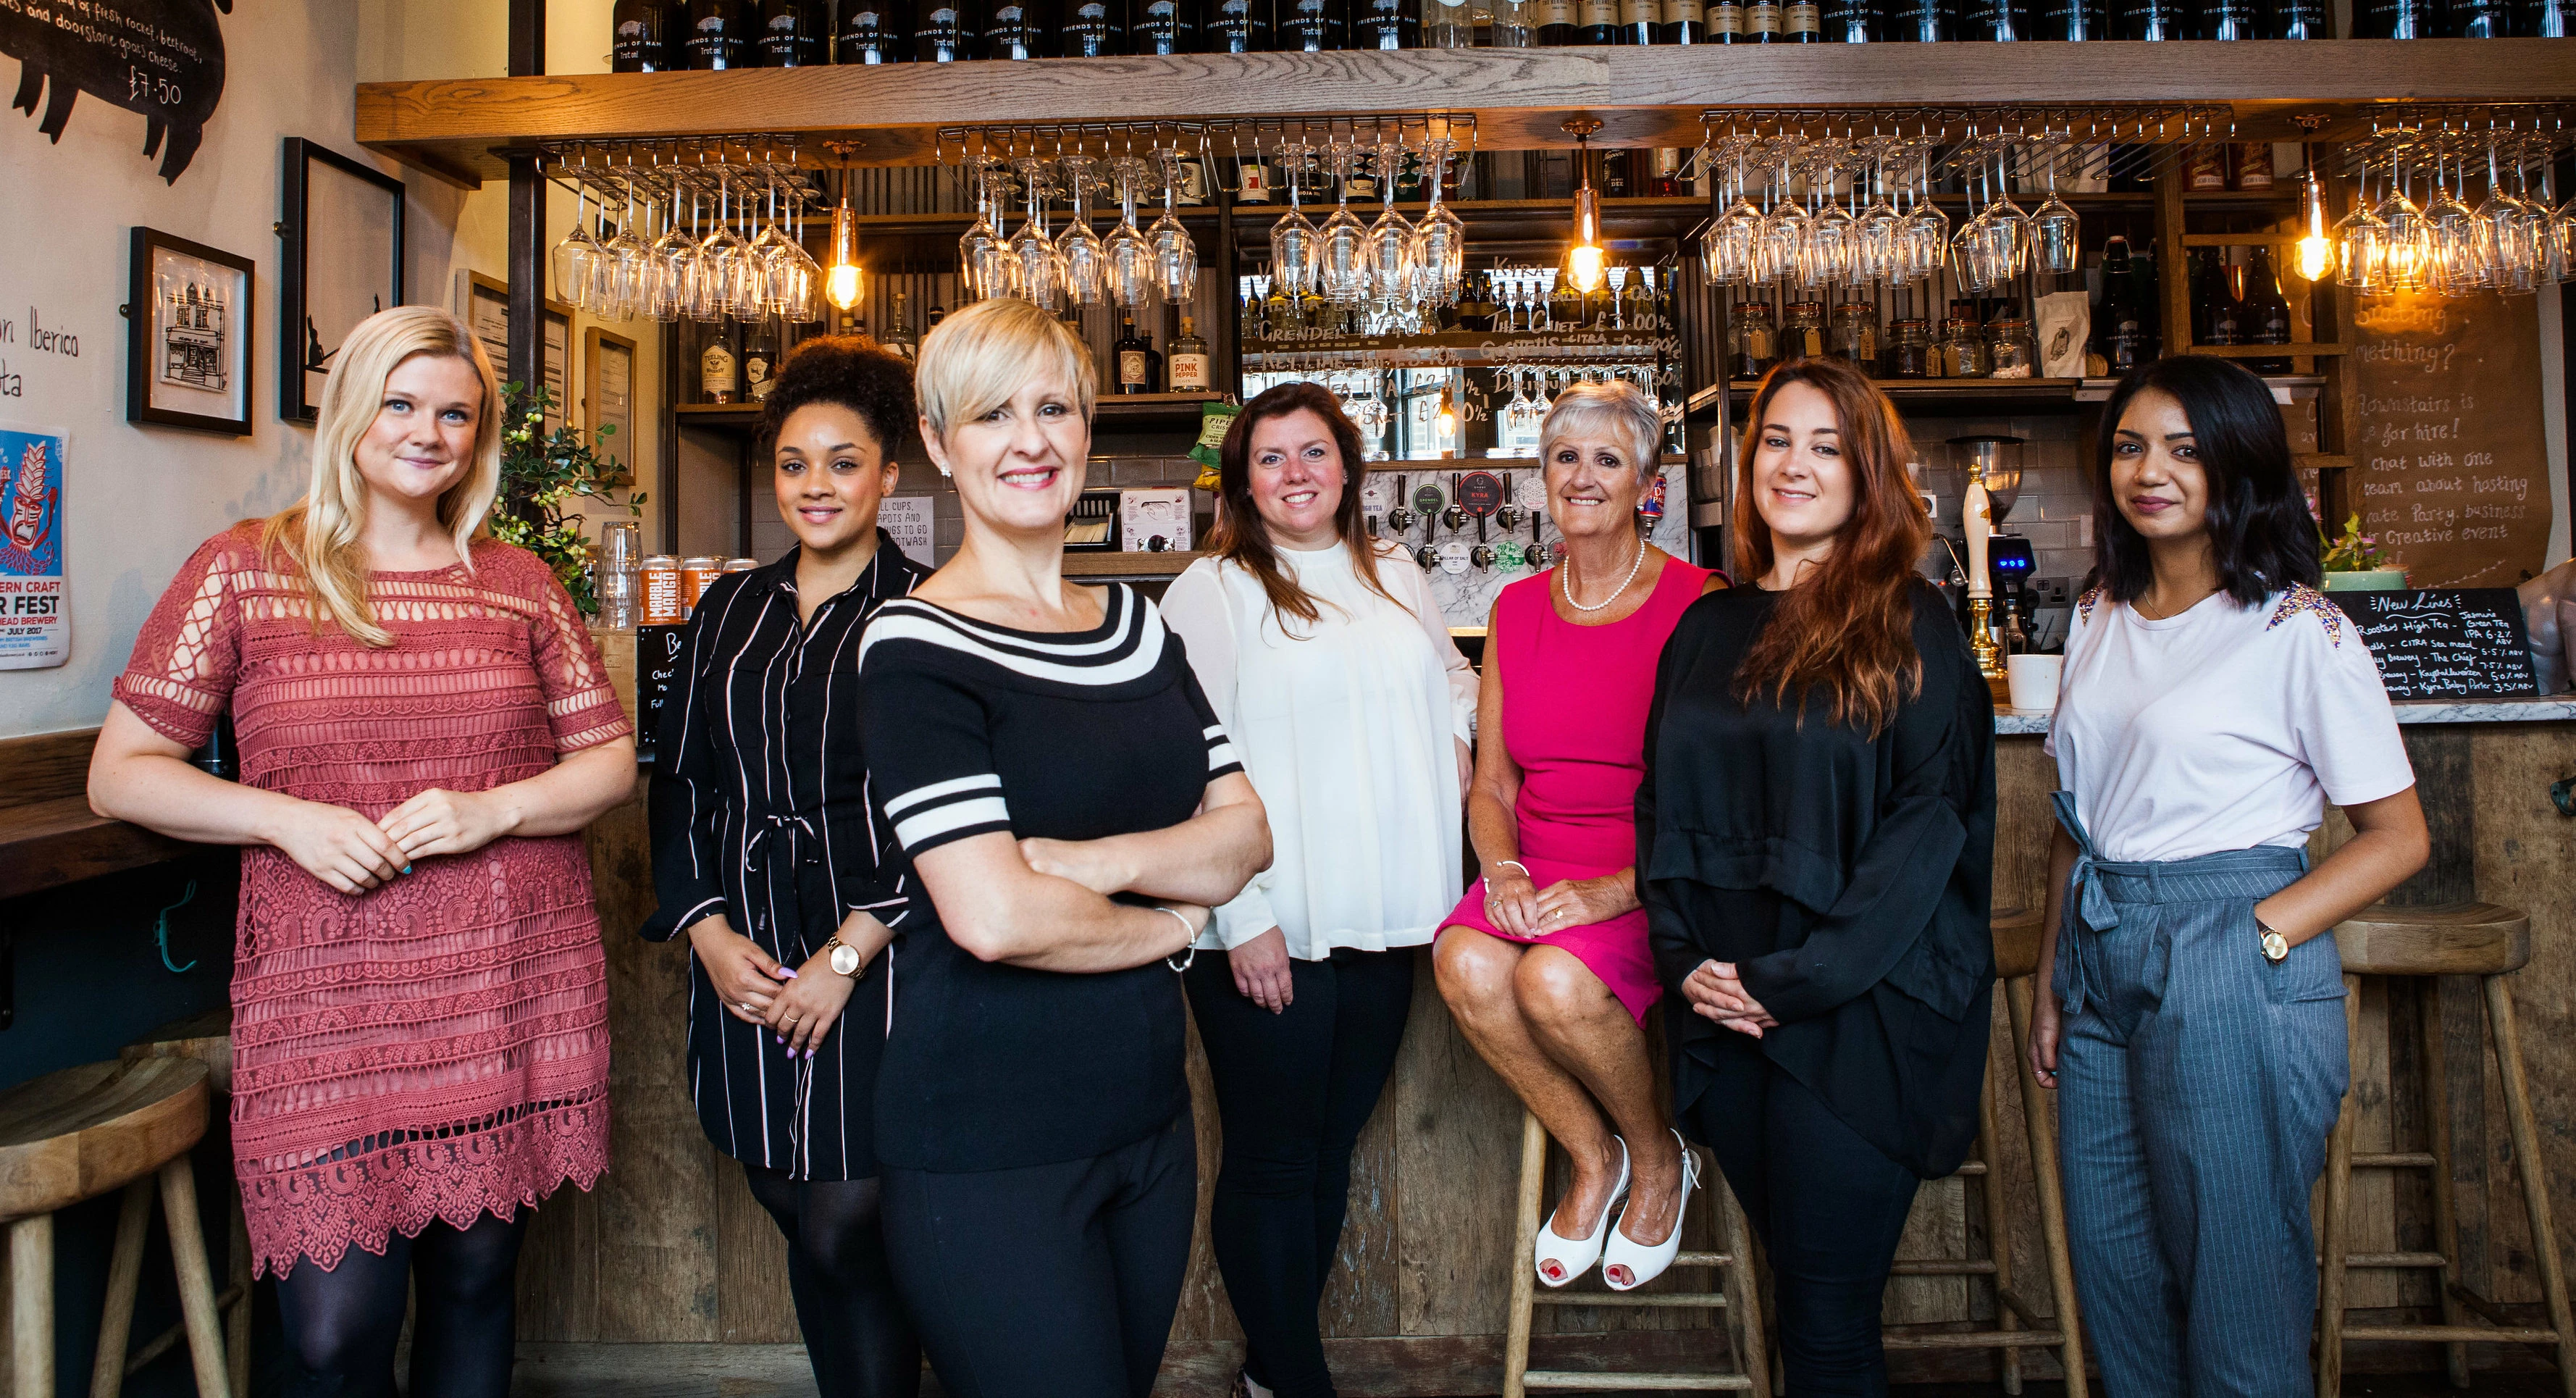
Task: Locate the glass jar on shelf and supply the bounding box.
[1729,303,1778,380]
[1828,301,1881,368]
[1782,301,1828,361]
[1937,316,1991,378]
[1986,314,2039,380]
[1884,318,1933,379]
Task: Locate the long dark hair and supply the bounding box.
[1207,382,1405,628]
[2091,355,2320,607]
[1730,357,1931,735]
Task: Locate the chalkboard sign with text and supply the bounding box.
[2335,589,2540,702]
[636,624,687,764]
[2,0,230,183]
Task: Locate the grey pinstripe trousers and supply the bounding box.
[2052,837,2346,1398]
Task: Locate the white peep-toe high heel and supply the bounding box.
[1533,1136,1629,1288]
[1601,1129,1698,1292]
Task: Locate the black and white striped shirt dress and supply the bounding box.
[644,534,929,1181]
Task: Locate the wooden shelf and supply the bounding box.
[1064,549,1205,576]
[356,42,2576,186]
[0,798,194,904]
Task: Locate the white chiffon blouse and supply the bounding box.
[1160,539,1478,959]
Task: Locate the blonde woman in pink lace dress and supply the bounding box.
[91,307,636,1398]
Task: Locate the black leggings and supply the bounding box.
[273,1210,528,1398]
[881,1112,1196,1398]
[740,1165,922,1398]
[1183,946,1414,1398]
[1685,1060,1922,1398]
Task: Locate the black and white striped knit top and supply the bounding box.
[857,583,1241,1172]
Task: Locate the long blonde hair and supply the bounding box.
[261,307,503,648]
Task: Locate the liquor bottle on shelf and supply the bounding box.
[1279,0,1351,46]
[2197,0,2257,36]
[2115,0,2183,35]
[985,0,1052,54]
[1601,148,1631,197]
[1132,0,1199,52]
[1060,0,1127,53]
[1781,0,1824,37]
[1427,0,1479,43]
[742,321,781,403]
[1533,0,1579,38]
[2351,0,2431,33]
[2036,0,2107,36]
[2451,0,2507,31]
[1491,0,1536,42]
[2191,249,2240,347]
[2096,235,2148,374]
[760,0,826,62]
[1575,0,1621,40]
[685,0,753,67]
[1962,0,2026,37]
[887,291,920,361]
[1744,0,1785,36]
[1168,317,1212,390]
[1357,0,1422,44]
[2516,0,2567,33]
[1819,0,1874,39]
[1113,314,1160,395]
[1650,147,1685,195]
[1706,0,1747,35]
[1882,0,1946,38]
[1207,0,1273,49]
[613,0,677,70]
[1661,0,1711,38]
[1262,277,1294,333]
[1616,0,1658,41]
[700,330,740,404]
[2267,0,2326,33]
[1547,275,1582,330]
[915,0,981,59]
[927,303,948,330]
[2242,247,2293,374]
[837,0,913,59]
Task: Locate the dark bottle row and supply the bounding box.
[611,0,2560,64]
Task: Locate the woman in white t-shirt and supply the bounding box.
[1159,382,1477,1398]
[2027,355,2429,1396]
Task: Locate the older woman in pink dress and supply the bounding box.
[1435,381,1725,1296]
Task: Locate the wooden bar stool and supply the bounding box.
[2319,903,2576,1398]
[112,1010,246,1398]
[0,1058,230,1398]
[1881,908,2089,1397]
[1502,1110,1772,1396]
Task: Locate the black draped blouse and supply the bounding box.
[642,534,930,1181]
[1636,581,1997,1179]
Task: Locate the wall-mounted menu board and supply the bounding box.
[2336,588,2539,701]
[635,623,687,763]
[2350,294,2549,590]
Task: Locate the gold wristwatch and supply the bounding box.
[828,933,870,979]
[2257,917,2290,964]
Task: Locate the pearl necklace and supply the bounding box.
[1561,537,1647,614]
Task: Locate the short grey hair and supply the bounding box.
[1537,380,1662,481]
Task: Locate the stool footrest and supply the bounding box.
[1521,1372,1755,1391]
[1884,1331,2070,1350]
[2343,1325,2559,1345]
[2353,1151,2439,1169]
[1892,1258,1998,1277]
[2335,1251,2451,1270]
[1533,1291,1729,1309]
[1671,1252,1739,1268]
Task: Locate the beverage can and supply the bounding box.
[680,556,725,615]
[723,557,758,572]
[641,556,685,625]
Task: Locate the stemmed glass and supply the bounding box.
[2029,139,2083,276]
[2377,148,2430,293]
[647,168,697,323]
[1270,141,1322,301]
[1103,154,1157,309]
[1057,151,1109,308]
[957,156,1011,301]
[689,174,744,322]
[1148,144,1199,304]
[1805,150,1856,290]
[1852,146,1904,286]
[1362,139,1417,306]
[1758,151,1810,291]
[720,177,772,321]
[1316,142,1371,305]
[1411,137,1467,306]
[2421,151,2480,295]
[769,175,825,323]
[603,169,653,320]
[1900,146,1952,288]
[1706,143,1764,287]
[2334,156,2390,291]
[553,154,605,311]
[2472,137,2533,292]
[1009,155,1066,311]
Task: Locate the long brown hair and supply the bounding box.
[1729,358,1931,734]
[1207,382,1406,629]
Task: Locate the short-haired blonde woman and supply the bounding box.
[1434,380,1724,1297]
[855,298,1270,1397]
[91,306,637,1397]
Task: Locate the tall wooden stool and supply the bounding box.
[1502,1110,1772,1396]
[113,1010,247,1398]
[2319,903,2576,1398]
[1881,908,2089,1397]
[0,1058,230,1398]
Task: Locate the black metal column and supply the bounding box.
[506,0,548,393]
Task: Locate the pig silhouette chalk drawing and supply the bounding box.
[4,0,230,183]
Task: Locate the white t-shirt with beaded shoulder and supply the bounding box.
[2045,583,2416,865]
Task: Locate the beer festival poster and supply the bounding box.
[0,422,68,671]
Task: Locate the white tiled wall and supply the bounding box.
[1916,414,2096,597]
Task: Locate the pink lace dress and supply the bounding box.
[114,524,629,1277]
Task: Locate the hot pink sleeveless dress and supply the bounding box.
[1441,555,1713,1023]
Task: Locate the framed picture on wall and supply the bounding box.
[127,228,253,435]
[457,271,574,434]
[584,327,638,486]
[280,137,406,424]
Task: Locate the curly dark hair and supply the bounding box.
[757,334,915,461]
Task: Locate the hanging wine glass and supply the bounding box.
[2422,150,2480,296]
[957,155,1009,301]
[1315,141,1370,305]
[647,164,695,323]
[2029,138,2082,277]
[1706,143,1763,287]
[2472,135,2533,292]
[747,172,794,317]
[2509,135,2559,288]
[1805,146,1857,290]
[773,172,826,323]
[601,167,652,321]
[553,151,604,312]
[1362,138,1417,306]
[1104,154,1157,309]
[1900,143,1952,288]
[1057,150,1109,308]
[1270,140,1321,299]
[1148,143,1199,304]
[687,172,739,322]
[2377,146,2430,293]
[1411,136,1467,306]
[1758,148,1808,288]
[2334,155,2389,292]
[1009,154,1066,310]
[1852,143,1904,286]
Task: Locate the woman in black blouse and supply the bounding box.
[1637,357,1995,1397]
[857,298,1271,1398]
[646,337,928,1398]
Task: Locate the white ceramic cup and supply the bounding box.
[2006,653,2063,713]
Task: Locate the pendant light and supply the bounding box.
[1564,118,1607,296]
[825,148,865,313]
[2291,164,2336,285]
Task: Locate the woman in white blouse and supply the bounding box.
[1160,382,1476,1398]
[2027,356,2428,1396]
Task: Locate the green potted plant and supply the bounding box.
[490,382,646,616]
[2319,513,2407,593]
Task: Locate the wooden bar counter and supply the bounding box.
[533,630,2576,1390]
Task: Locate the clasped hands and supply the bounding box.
[1682,958,1777,1039]
[272,787,521,895]
[1480,867,1630,939]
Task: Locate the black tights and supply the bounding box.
[274,1210,528,1398]
[741,1164,922,1398]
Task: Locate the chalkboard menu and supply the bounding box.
[636,623,688,763]
[2350,295,2549,589]
[2335,589,2540,701]
[0,0,230,183]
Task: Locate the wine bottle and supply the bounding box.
[1705,0,1747,35]
[1207,0,1275,49]
[1661,0,1710,38]
[2243,247,2293,374]
[1577,0,1622,39]
[613,0,677,71]
[2451,0,2506,31]
[1961,0,2021,35]
[742,320,781,403]
[1113,314,1159,395]
[1781,0,1823,35]
[1881,0,1947,38]
[2266,0,2326,33]
[1167,317,1212,391]
[2515,0,2567,30]
[2191,250,2240,347]
[2197,0,2256,35]
[1356,0,1421,43]
[1743,0,1784,36]
[837,0,914,59]
[1061,0,1128,52]
[701,332,740,404]
[1819,0,1875,38]
[2035,0,2106,36]
[760,0,826,61]
[2115,0,2183,35]
[1279,0,1351,43]
[985,0,1053,54]
[685,0,753,67]
[1133,0,1200,51]
[915,0,981,57]
[2097,235,2147,373]
[2351,0,2432,34]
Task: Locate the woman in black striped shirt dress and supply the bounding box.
[857,298,1271,1398]
[645,338,928,1398]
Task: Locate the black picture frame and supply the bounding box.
[127,227,254,436]
[279,137,406,424]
